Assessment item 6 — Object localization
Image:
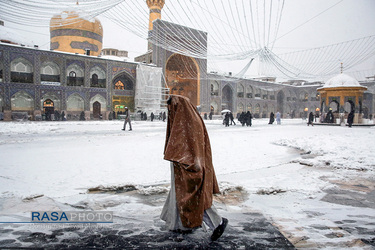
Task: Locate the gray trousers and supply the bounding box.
[123,118,132,130]
[160,163,222,231]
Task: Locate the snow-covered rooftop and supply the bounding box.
[0,25,33,46]
[322,73,361,88]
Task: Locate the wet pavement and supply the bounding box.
[0,189,295,249]
[0,210,294,249]
[1,180,375,249]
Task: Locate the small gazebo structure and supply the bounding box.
[317,73,367,124]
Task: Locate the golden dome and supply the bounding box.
[50,10,103,56]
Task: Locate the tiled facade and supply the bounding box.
[0,43,137,121]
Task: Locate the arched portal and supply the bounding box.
[43,99,54,121]
[93,101,101,119]
[329,100,339,112]
[11,91,34,111]
[165,54,199,106]
[210,101,218,115]
[112,73,133,90]
[112,72,135,112]
[277,91,284,114]
[222,85,233,111]
[344,100,355,112]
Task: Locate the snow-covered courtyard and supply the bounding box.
[0,118,374,248]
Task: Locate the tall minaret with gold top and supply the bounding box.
[146,0,165,50]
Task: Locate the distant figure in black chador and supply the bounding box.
[325,109,334,123]
[239,112,245,126]
[307,112,314,126]
[151,112,155,122]
[229,112,236,125]
[224,112,230,127]
[268,112,275,124]
[162,111,166,122]
[347,110,355,127]
[245,111,252,126]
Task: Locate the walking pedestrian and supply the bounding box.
[121,107,132,131]
[161,95,228,241]
[307,112,314,126]
[229,112,236,125]
[268,112,275,124]
[162,111,166,122]
[276,111,281,125]
[224,112,230,127]
[347,110,354,127]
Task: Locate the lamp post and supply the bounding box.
[304,107,308,120]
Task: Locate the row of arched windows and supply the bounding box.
[211,97,320,117]
[7,57,108,88]
[211,81,318,102]
[10,90,107,112]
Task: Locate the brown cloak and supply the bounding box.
[164,95,220,228]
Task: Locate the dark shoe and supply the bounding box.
[121,129,125,131]
[211,218,228,241]
[129,129,132,131]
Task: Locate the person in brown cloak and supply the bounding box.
[160,95,228,241]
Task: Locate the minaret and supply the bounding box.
[146,0,165,50]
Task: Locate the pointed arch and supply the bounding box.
[41,92,61,111]
[66,63,84,86]
[112,72,134,90]
[222,84,233,111]
[237,83,244,98]
[90,94,106,112]
[247,103,252,112]
[10,57,33,83]
[11,90,34,111]
[237,102,244,113]
[90,65,106,88]
[41,61,60,82]
[254,103,261,118]
[299,91,309,102]
[262,104,268,117]
[165,53,200,106]
[210,101,218,115]
[66,93,85,111]
[210,81,219,96]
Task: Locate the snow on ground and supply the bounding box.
[0,118,374,248]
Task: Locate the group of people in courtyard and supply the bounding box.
[121,103,358,132]
[268,112,281,125]
[121,109,167,131]
[222,111,282,127]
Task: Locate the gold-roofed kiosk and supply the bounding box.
[317,73,367,124]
